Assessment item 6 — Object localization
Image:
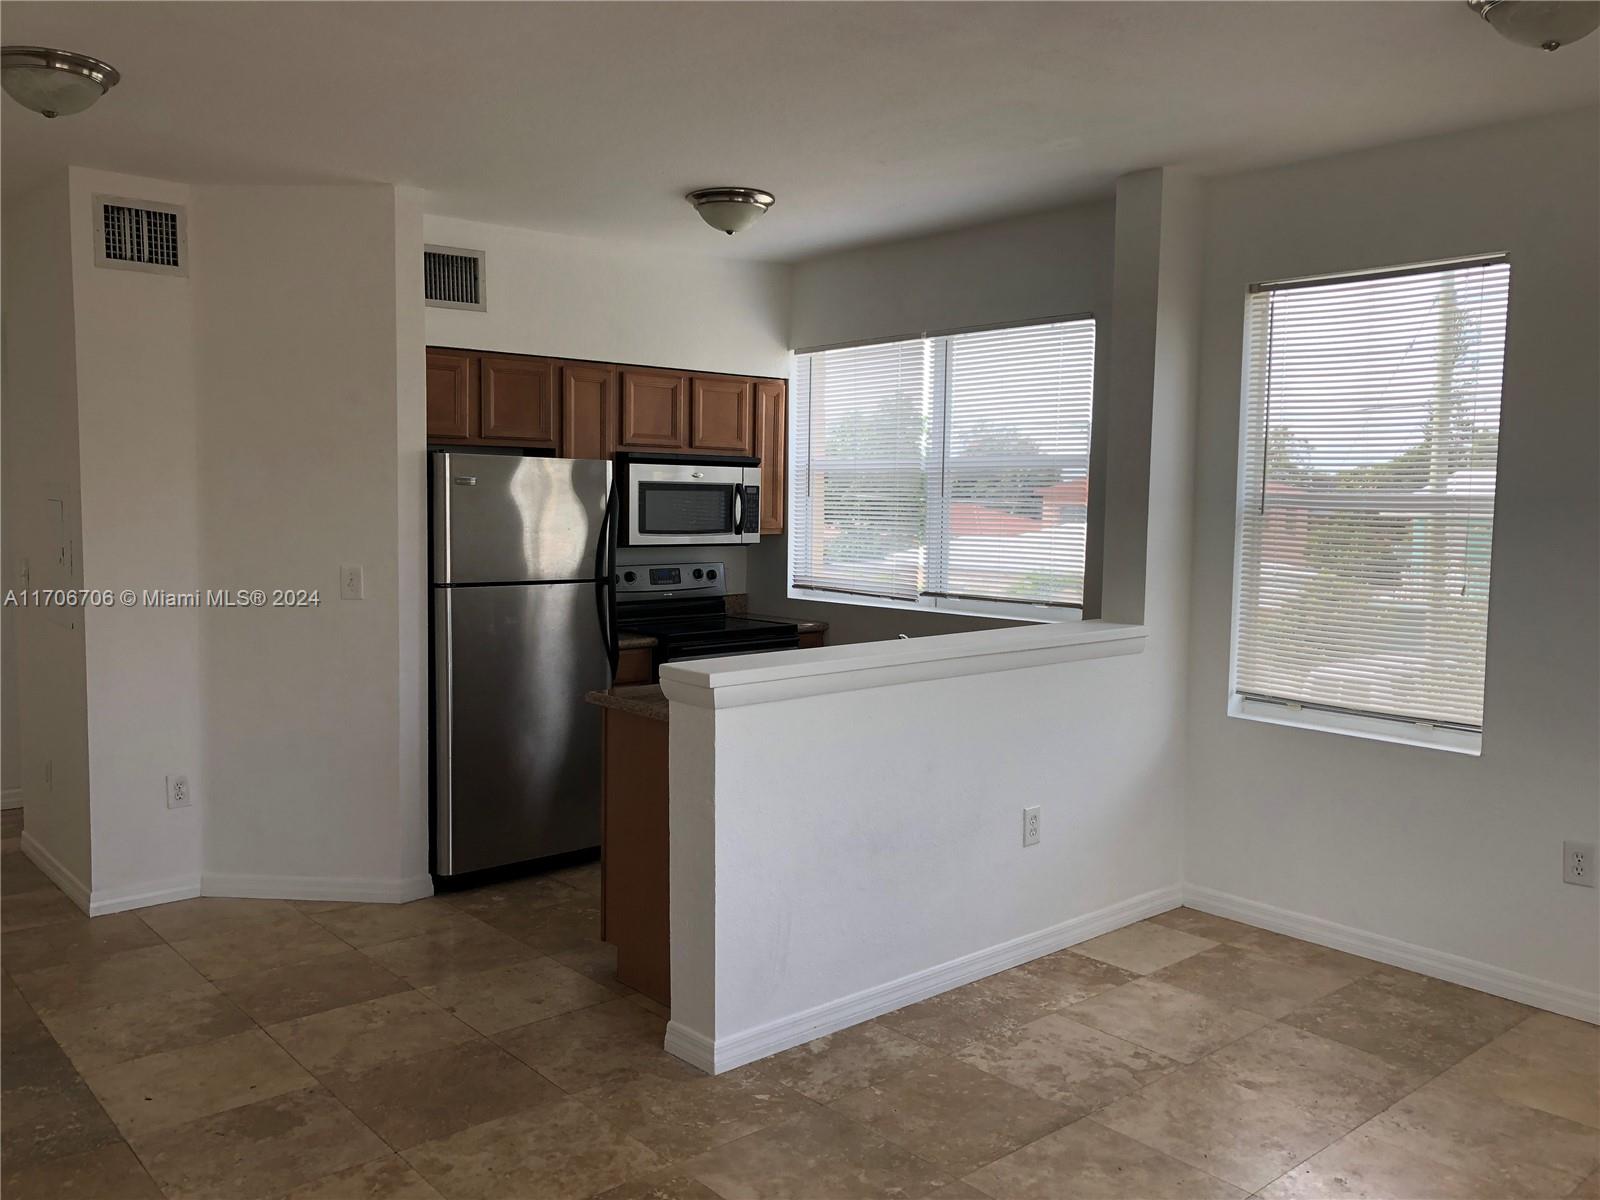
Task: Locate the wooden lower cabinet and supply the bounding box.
[689,375,754,455]
[754,379,786,534]
[480,355,558,446]
[618,370,688,450]
[600,708,671,1006]
[798,630,824,650]
[612,646,653,686]
[426,349,475,441]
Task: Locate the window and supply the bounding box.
[790,318,1096,617]
[1232,257,1510,746]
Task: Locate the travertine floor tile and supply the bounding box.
[874,967,1076,1054]
[576,1067,816,1159]
[0,910,162,975]
[40,988,254,1072]
[1284,966,1531,1075]
[1358,1073,1598,1198]
[0,1140,164,1200]
[770,1021,944,1103]
[477,896,605,955]
[216,949,409,1025]
[1095,1024,1418,1192]
[550,940,633,995]
[324,1039,563,1150]
[591,1173,726,1200]
[1,852,52,895]
[0,1019,123,1167]
[1072,921,1217,974]
[419,955,615,1034]
[2,888,86,933]
[1224,928,1376,978]
[13,943,214,1014]
[403,1096,661,1200]
[495,997,699,1093]
[440,874,575,921]
[133,1087,389,1200]
[546,859,603,898]
[677,1106,952,1200]
[267,991,477,1076]
[1258,1126,1516,1199]
[307,899,484,948]
[1001,948,1137,1004]
[1151,942,1369,1020]
[1571,1168,1600,1198]
[829,1055,1073,1174]
[362,922,540,987]
[1442,1012,1599,1128]
[965,1117,1246,1199]
[137,897,308,942]
[954,1011,1173,1112]
[284,1154,445,1199]
[82,1027,314,1139]
[168,920,352,981]
[1147,907,1263,945]
[1064,977,1268,1062]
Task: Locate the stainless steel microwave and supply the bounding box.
[615,453,761,547]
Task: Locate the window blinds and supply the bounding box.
[1234,258,1509,731]
[792,319,1095,610]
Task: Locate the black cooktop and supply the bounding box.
[620,613,798,643]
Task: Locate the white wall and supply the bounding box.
[193,184,429,900]
[1185,108,1600,1016]
[1,173,93,892]
[751,200,1117,642]
[67,168,206,908]
[423,214,790,378]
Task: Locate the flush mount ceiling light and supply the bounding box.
[1,46,120,117]
[1467,1,1600,50]
[686,187,775,236]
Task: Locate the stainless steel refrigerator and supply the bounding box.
[431,451,616,877]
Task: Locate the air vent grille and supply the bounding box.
[424,245,486,310]
[93,196,187,276]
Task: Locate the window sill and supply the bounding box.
[1228,695,1482,757]
[785,586,1082,626]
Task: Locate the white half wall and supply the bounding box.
[1185,108,1600,1018]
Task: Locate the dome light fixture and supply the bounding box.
[1467,1,1600,51]
[2,45,120,117]
[685,187,775,236]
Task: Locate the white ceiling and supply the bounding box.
[3,2,1595,261]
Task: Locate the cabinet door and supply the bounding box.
[689,375,754,455]
[754,378,786,534]
[426,349,476,441]
[618,370,688,450]
[480,355,558,446]
[559,362,616,460]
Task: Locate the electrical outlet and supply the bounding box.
[340,563,365,600]
[1023,805,1041,847]
[166,774,192,810]
[1564,840,1596,888]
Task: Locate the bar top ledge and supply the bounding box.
[659,620,1146,710]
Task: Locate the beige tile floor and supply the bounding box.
[3,806,1596,1199]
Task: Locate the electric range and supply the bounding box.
[613,560,800,667]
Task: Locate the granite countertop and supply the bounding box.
[585,685,669,722]
[616,631,658,650]
[750,613,829,635]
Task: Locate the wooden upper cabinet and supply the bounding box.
[480,355,558,446]
[689,375,754,455]
[559,362,616,460]
[618,370,688,450]
[426,349,475,441]
[754,378,786,534]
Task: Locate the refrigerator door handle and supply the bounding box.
[594,481,618,678]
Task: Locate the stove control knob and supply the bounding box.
[706,569,718,581]
[692,568,704,580]
[622,571,637,584]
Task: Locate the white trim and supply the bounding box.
[1183,884,1599,1025]
[660,620,1145,711]
[665,883,1182,1075]
[2,788,23,811]
[200,871,434,905]
[19,831,91,914]
[90,875,202,917]
[1229,695,1482,757]
[786,585,1086,627]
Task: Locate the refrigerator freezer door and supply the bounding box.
[434,582,610,875]
[434,452,612,584]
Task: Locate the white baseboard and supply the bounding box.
[201,871,434,905]
[91,876,203,917]
[667,883,1183,1075]
[19,830,91,914]
[2,788,22,811]
[1183,884,1599,1026]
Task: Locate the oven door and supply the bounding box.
[624,461,753,546]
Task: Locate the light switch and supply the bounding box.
[340,564,365,600]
